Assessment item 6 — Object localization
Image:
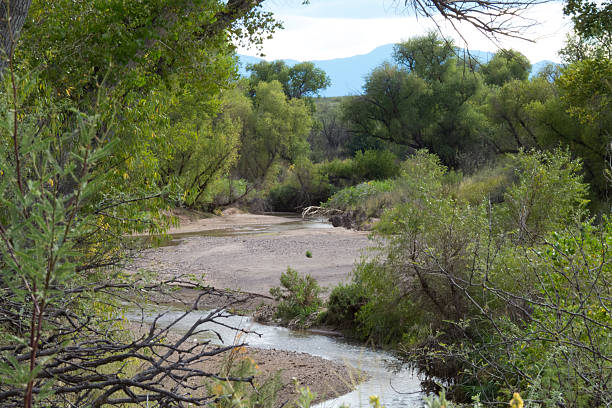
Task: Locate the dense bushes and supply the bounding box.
[265,150,399,212]
[324,283,368,330]
[326,149,610,405]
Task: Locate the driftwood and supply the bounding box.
[301,206,344,218]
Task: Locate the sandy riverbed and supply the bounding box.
[131,211,372,296]
[127,210,374,404]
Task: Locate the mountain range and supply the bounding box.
[238,44,557,97]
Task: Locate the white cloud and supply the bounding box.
[237,2,573,62]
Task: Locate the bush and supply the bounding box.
[324,180,395,211]
[353,149,400,180]
[324,283,368,330]
[319,149,400,188]
[454,164,511,204]
[332,149,603,404]
[270,268,323,327]
[267,158,332,211]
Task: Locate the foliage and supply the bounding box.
[353,150,400,180]
[453,163,512,204]
[557,57,612,123]
[269,268,322,327]
[0,0,282,405]
[309,97,352,161]
[247,60,331,99]
[267,157,331,211]
[16,0,281,213]
[480,49,531,87]
[236,80,313,184]
[329,149,608,404]
[324,283,368,330]
[208,347,282,408]
[344,33,487,167]
[0,70,259,406]
[324,180,396,212]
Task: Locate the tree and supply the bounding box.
[348,150,608,405]
[0,1,282,406]
[344,33,487,167]
[247,60,330,99]
[308,97,352,161]
[480,49,531,86]
[342,63,431,151]
[393,32,456,81]
[399,0,556,40]
[0,0,31,73]
[232,80,312,183]
[286,62,331,99]
[485,77,554,152]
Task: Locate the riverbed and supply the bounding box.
[128,211,422,407]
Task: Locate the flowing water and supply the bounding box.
[129,307,422,408]
[134,214,423,407]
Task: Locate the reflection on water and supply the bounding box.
[127,307,422,408]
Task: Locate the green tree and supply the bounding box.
[344,33,487,167]
[15,0,280,210]
[485,77,554,152]
[342,63,431,151]
[234,80,312,183]
[0,1,281,405]
[480,49,531,87]
[247,60,330,99]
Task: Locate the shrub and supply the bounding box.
[353,149,400,181]
[269,268,322,327]
[333,149,602,404]
[454,164,511,204]
[267,158,332,211]
[324,180,395,211]
[325,283,368,330]
[208,348,282,408]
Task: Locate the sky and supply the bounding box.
[237,0,574,63]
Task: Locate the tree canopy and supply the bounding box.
[247,60,331,99]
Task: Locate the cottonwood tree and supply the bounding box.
[247,60,331,99]
[343,33,487,166]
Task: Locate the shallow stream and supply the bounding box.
[135,214,422,407]
[130,307,422,408]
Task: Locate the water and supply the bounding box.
[132,215,334,248]
[127,307,422,408]
[128,214,422,406]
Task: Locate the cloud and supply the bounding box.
[238,2,572,62]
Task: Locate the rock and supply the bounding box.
[329,214,353,229]
[253,304,276,323]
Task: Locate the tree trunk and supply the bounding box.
[0,0,32,74]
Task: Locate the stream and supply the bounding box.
[135,215,423,407]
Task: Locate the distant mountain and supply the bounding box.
[238,45,558,97]
[237,44,396,97]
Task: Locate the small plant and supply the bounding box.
[424,389,456,408]
[208,346,282,408]
[305,250,312,258]
[270,268,322,327]
[292,379,317,408]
